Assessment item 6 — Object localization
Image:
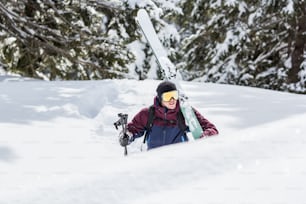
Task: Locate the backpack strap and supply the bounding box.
[143,105,155,144]
[177,110,187,132]
[170,110,188,143]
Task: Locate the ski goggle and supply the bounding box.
[161,90,179,102]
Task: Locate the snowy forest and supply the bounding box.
[0,0,305,93]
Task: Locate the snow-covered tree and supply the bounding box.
[0,0,132,80]
[0,0,182,81]
[177,0,306,93]
[1,0,305,93]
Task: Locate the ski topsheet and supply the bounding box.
[136,9,203,140]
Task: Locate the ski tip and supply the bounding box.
[136,8,149,19]
[137,8,147,14]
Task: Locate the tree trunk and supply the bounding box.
[288,2,306,83]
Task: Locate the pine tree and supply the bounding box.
[177,0,306,93]
[0,0,132,80]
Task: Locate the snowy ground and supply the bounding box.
[1,77,306,204]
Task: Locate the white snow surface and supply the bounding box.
[1,78,306,204]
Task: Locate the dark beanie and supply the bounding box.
[156,81,177,99]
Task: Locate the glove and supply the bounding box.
[200,129,216,138]
[200,130,211,138]
[119,131,133,147]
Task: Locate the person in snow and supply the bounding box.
[119,81,218,150]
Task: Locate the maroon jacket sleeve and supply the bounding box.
[193,108,219,137]
[127,107,149,136]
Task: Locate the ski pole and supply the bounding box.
[114,113,129,156]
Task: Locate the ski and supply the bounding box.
[136,9,203,140]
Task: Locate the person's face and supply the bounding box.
[161,98,177,109]
[160,90,178,110]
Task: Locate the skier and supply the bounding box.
[119,81,218,150]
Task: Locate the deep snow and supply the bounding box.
[1,77,306,204]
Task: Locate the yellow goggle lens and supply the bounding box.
[162,90,179,102]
